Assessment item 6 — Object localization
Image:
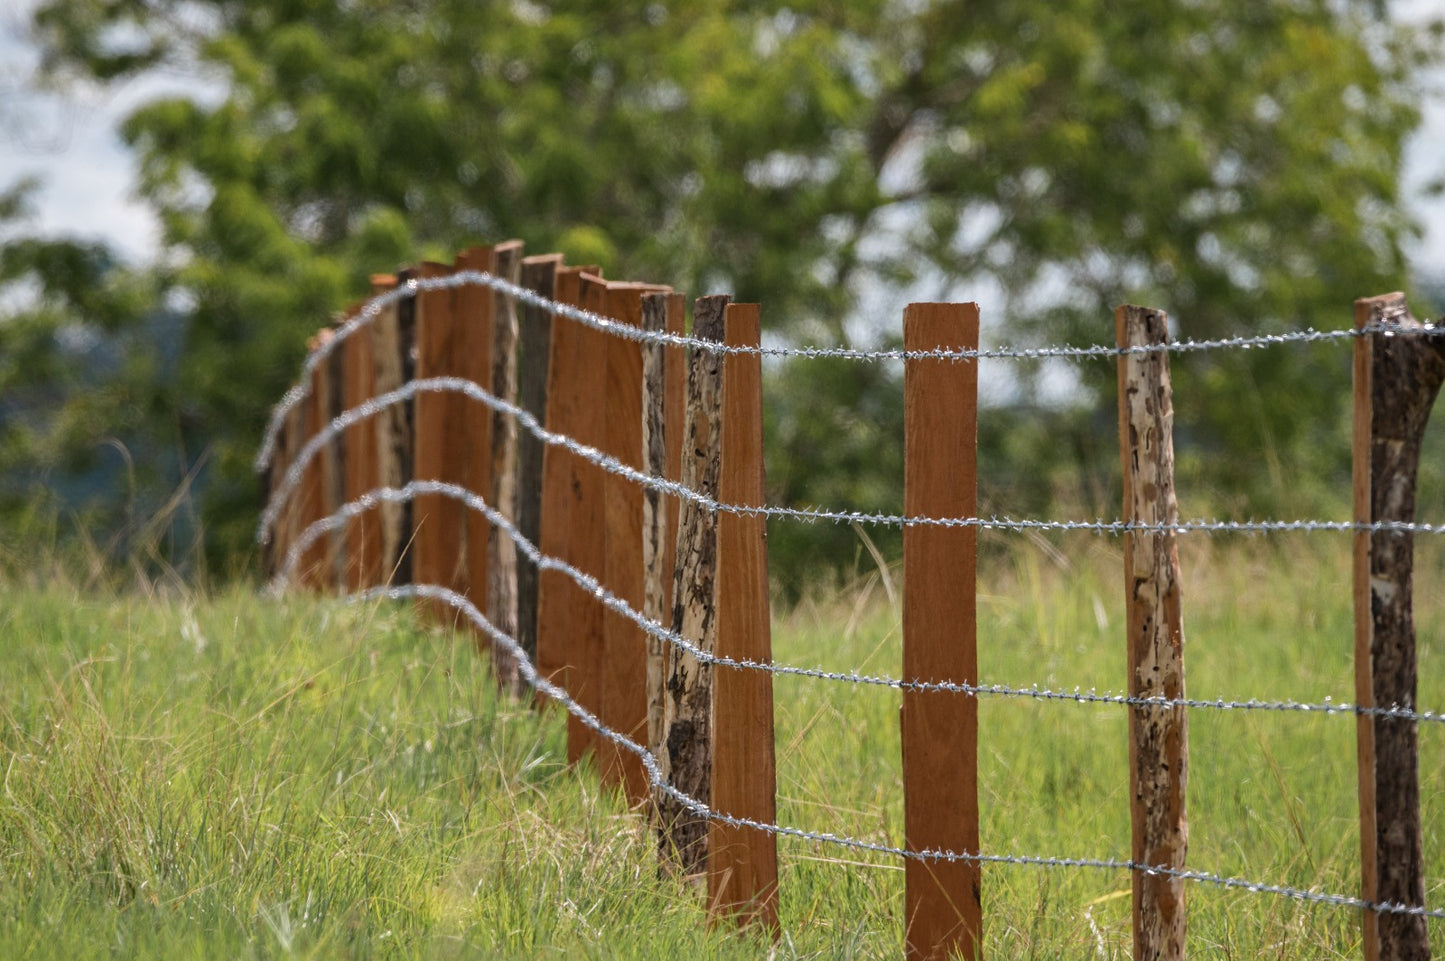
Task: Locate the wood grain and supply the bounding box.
[901,302,982,961]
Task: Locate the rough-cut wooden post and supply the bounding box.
[488,240,526,691]
[566,272,613,763]
[708,302,779,933]
[412,261,467,623]
[372,270,415,584]
[342,306,383,591]
[1116,304,1188,961]
[658,295,728,874]
[298,328,335,591]
[516,253,565,669]
[324,328,348,589]
[535,265,599,712]
[601,280,670,805]
[1352,293,1444,961]
[454,245,496,639]
[902,302,982,961]
[642,292,687,807]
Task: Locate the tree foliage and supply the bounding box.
[14,0,1444,577]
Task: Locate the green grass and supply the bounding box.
[2,534,1444,958]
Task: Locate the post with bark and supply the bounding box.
[901,302,982,961]
[516,253,565,670]
[341,305,383,591]
[454,245,496,636]
[534,265,601,717]
[657,295,728,874]
[1116,304,1188,961]
[642,292,687,808]
[707,302,779,934]
[488,240,526,691]
[1352,293,1444,961]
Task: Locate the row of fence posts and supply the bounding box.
[263,238,1440,961]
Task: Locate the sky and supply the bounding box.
[3,5,1445,281]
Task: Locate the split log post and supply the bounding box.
[488,240,526,691]
[1116,304,1188,961]
[641,291,687,817]
[453,245,496,639]
[601,279,671,805]
[563,272,613,764]
[658,295,728,873]
[1352,293,1444,961]
[707,302,779,933]
[323,327,347,590]
[516,253,565,669]
[901,302,982,961]
[412,261,467,624]
[298,329,336,591]
[534,264,602,714]
[341,305,383,591]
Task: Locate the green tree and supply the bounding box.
[22,0,1443,578]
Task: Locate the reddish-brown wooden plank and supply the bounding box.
[1352,293,1443,961]
[371,271,413,584]
[412,261,466,624]
[1117,304,1188,961]
[298,328,336,591]
[342,307,383,591]
[707,302,779,933]
[487,239,526,691]
[454,245,497,645]
[601,280,669,805]
[901,302,982,961]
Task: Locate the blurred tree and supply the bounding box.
[21,0,1443,579]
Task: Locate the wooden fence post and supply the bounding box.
[901,301,982,961]
[565,272,613,764]
[299,328,336,591]
[342,306,383,591]
[412,261,468,623]
[454,245,496,638]
[641,292,687,762]
[372,270,414,585]
[535,264,602,718]
[1352,293,1444,961]
[659,295,728,874]
[1116,304,1188,961]
[708,302,779,933]
[516,253,565,669]
[600,280,671,805]
[487,240,526,691]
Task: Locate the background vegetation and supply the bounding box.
[2,0,1444,585]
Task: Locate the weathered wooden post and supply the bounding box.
[707,302,779,933]
[454,245,496,639]
[516,253,565,669]
[1352,293,1444,961]
[901,301,982,961]
[372,270,415,584]
[486,240,526,690]
[1116,304,1188,961]
[298,328,336,591]
[658,294,728,874]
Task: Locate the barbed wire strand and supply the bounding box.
[272,479,1445,726]
[256,375,1445,550]
[253,267,1437,473]
[326,576,1444,923]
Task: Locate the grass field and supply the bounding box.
[2,532,1444,958]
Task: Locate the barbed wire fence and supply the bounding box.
[254,246,1445,960]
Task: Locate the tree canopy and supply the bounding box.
[7,0,1443,578]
